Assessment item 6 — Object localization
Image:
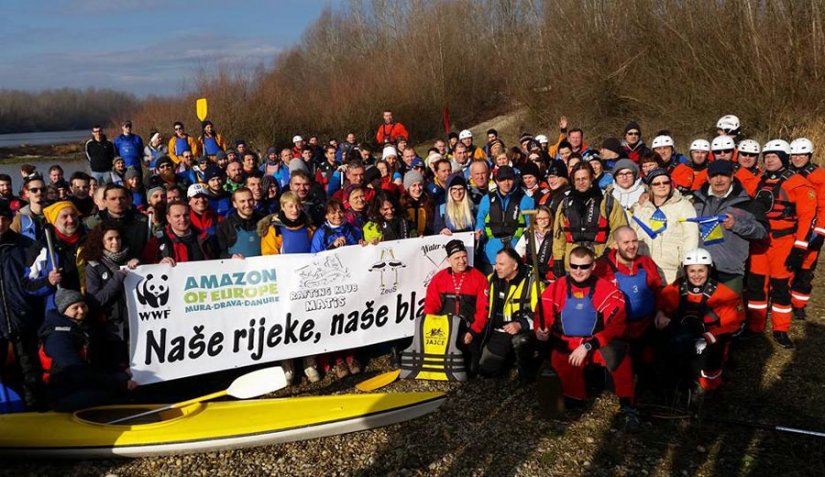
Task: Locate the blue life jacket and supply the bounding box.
[0,383,24,414]
[116,135,142,167]
[560,278,599,337]
[203,136,221,156]
[228,227,262,257]
[208,195,233,218]
[175,137,190,156]
[609,262,655,321]
[279,226,311,254]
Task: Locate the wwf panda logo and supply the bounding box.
[136,273,170,308]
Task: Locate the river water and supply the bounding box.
[0,130,90,190]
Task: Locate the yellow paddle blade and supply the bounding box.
[356,370,401,391]
[196,98,208,122]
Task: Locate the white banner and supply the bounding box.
[126,232,474,384]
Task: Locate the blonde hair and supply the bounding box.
[279,191,302,208]
[445,187,473,231]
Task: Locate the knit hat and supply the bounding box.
[624,121,642,135]
[644,168,670,186]
[446,173,467,189]
[382,145,398,160]
[203,165,224,182]
[445,239,466,257]
[496,166,516,181]
[546,162,567,179]
[520,161,541,179]
[612,158,639,179]
[43,201,80,225]
[155,156,174,169]
[364,166,382,185]
[146,185,165,198]
[124,167,140,181]
[708,160,735,177]
[288,159,309,174]
[519,132,534,144]
[55,288,85,315]
[403,170,424,190]
[601,137,623,156]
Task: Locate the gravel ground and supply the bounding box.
[6,279,825,477]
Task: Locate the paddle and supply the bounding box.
[196,98,208,122]
[106,366,287,425]
[356,370,400,392]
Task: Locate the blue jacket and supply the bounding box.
[310,222,363,253]
[0,231,38,337]
[114,134,144,168]
[39,310,129,404]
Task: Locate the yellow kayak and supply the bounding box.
[0,392,445,458]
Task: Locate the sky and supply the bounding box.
[0,0,333,97]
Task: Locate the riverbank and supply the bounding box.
[0,143,84,164]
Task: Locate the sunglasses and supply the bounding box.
[569,262,593,270]
[174,127,183,131]
[28,187,45,193]
[158,164,172,169]
[626,131,640,136]
[651,180,671,186]
[739,152,757,157]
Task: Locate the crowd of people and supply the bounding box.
[0,111,820,431]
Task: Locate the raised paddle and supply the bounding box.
[196,98,208,122]
[356,370,401,392]
[106,366,287,425]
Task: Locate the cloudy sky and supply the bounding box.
[1,0,331,97]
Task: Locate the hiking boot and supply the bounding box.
[304,366,321,383]
[793,307,807,321]
[347,358,362,375]
[735,329,761,341]
[772,331,794,349]
[622,406,641,433]
[334,362,350,379]
[281,360,295,385]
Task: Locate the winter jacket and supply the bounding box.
[0,231,38,337]
[143,225,217,263]
[552,187,627,267]
[630,189,699,284]
[167,134,199,164]
[24,232,86,312]
[114,134,145,168]
[622,140,650,163]
[84,257,128,339]
[375,122,410,145]
[260,214,315,255]
[144,144,168,169]
[10,204,45,241]
[691,181,768,276]
[85,136,116,173]
[310,222,363,252]
[424,267,490,334]
[38,310,129,405]
[216,211,263,258]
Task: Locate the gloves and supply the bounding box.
[809,234,825,252]
[553,261,566,278]
[694,337,707,355]
[785,247,806,271]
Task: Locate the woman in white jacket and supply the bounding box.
[630,168,698,284]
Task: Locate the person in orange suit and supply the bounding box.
[789,138,825,320]
[655,248,744,396]
[745,140,816,348]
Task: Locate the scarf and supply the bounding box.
[54,228,81,245]
[102,247,131,266]
[277,210,307,228]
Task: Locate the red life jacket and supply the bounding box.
[561,194,610,244]
[755,169,796,223]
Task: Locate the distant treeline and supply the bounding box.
[110,0,825,150]
[0,88,138,135]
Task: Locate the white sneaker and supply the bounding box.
[305,366,321,383]
[281,360,295,385]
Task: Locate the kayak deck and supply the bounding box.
[0,392,445,458]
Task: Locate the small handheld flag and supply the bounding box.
[631,208,668,239]
[682,215,727,245]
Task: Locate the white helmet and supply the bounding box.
[711,135,736,151]
[459,129,473,140]
[651,135,675,149]
[789,138,814,155]
[683,248,713,267]
[737,139,761,155]
[716,115,740,133]
[763,139,791,156]
[535,134,549,144]
[689,139,711,152]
